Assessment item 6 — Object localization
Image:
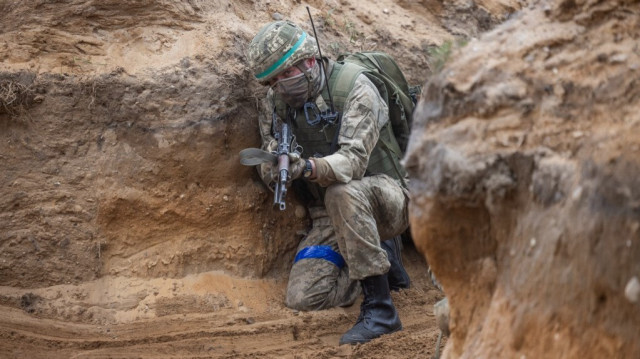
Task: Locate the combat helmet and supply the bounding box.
[247,20,318,84]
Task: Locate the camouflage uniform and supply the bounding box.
[258,71,410,311]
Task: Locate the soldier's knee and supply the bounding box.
[325,183,345,204]
[325,182,357,207]
[285,290,331,311]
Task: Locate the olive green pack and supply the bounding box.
[334,51,420,154]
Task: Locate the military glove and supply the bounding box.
[287,153,305,182]
[309,157,337,187]
[257,139,280,189]
[260,152,304,186]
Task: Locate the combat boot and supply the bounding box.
[339,274,402,345]
[381,236,410,290]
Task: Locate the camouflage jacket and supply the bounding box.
[257,60,389,189]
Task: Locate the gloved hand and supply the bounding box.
[259,152,305,188]
[287,153,305,182]
[259,139,279,189]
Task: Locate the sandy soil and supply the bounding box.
[0,246,446,358]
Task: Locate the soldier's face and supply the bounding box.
[267,57,316,87]
[267,66,302,87]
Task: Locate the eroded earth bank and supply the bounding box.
[2,0,638,358]
[407,0,640,358]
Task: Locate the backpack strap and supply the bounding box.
[327,61,406,186]
[323,61,365,153]
[325,61,366,113]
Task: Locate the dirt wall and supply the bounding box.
[0,0,516,288]
[0,55,306,288]
[406,0,640,358]
[0,1,300,288]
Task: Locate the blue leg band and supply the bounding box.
[294,245,346,269]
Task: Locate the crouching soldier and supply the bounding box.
[245,20,411,345]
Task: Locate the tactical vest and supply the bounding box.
[273,61,407,200]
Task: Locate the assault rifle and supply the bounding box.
[272,117,301,210]
[239,113,301,211]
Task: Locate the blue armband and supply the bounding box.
[294,245,346,269]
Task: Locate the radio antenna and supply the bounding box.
[306,6,336,114]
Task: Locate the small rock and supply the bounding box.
[223,195,229,201]
[383,8,389,14]
[572,187,583,200]
[571,131,584,138]
[610,53,627,64]
[530,238,536,247]
[245,317,255,325]
[625,276,640,303]
[272,12,283,21]
[434,297,450,336]
[294,205,306,219]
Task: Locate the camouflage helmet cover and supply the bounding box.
[247,20,318,84]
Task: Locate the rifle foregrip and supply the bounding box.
[278,153,290,172]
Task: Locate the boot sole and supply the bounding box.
[338,325,403,345]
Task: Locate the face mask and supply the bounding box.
[272,61,324,108]
[273,72,309,108]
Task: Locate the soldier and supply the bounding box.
[246,20,410,345]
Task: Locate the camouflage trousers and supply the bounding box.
[285,174,409,311]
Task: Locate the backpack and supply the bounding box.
[334,51,420,153]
